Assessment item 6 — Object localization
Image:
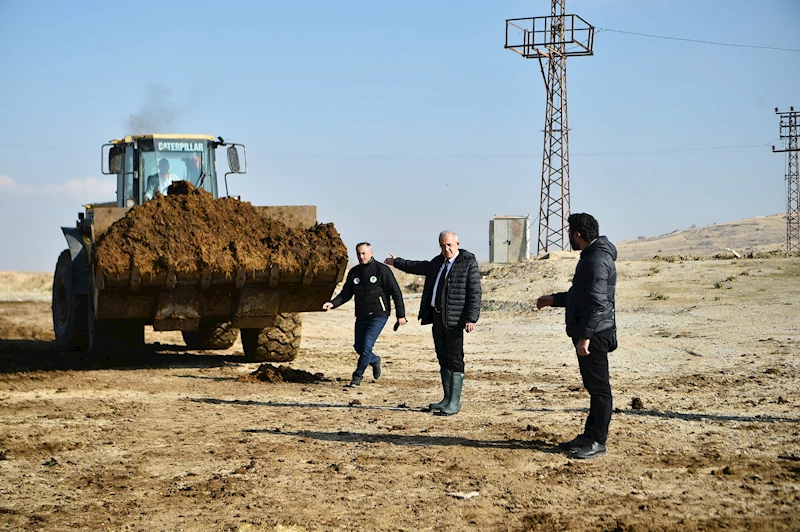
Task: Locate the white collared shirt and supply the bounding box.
[431,250,459,307]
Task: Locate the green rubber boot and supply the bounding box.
[437,372,464,416]
[428,368,452,411]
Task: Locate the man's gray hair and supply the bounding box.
[355,242,372,250]
[439,230,458,242]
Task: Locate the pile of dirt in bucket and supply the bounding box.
[237,363,324,384]
[94,182,348,277]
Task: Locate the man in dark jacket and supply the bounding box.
[384,231,481,416]
[324,242,406,387]
[144,158,181,201]
[537,213,617,459]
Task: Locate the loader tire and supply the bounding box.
[241,313,302,362]
[182,321,238,350]
[52,250,89,351]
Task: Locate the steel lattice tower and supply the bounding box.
[505,2,594,254]
[773,107,799,252]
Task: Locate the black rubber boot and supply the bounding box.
[428,368,452,411]
[437,372,464,416]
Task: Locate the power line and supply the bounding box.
[596,27,800,53]
[0,142,778,159]
[573,143,775,157]
[246,143,776,159]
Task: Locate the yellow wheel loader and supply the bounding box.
[52,134,346,361]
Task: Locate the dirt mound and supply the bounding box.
[94,182,347,277]
[166,180,193,196]
[652,249,800,262]
[480,299,536,313]
[392,269,425,293]
[728,249,800,259]
[237,363,324,384]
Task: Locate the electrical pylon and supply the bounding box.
[773,107,799,252]
[505,1,594,254]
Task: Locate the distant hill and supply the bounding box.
[615,214,787,260]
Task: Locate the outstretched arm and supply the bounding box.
[536,295,554,309]
[387,254,430,276]
[537,292,567,309]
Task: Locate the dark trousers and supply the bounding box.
[574,327,614,444]
[353,315,388,378]
[431,309,465,372]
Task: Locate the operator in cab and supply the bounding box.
[144,158,181,201]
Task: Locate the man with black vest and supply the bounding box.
[385,231,481,415]
[324,242,406,387]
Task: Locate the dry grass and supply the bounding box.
[616,214,786,260]
[0,271,52,301]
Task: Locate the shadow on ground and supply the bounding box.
[0,339,249,373]
[249,428,562,453]
[192,396,419,411]
[520,406,800,424]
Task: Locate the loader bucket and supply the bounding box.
[89,196,349,332]
[93,258,348,330]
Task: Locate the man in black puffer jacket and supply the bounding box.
[324,242,406,387]
[537,213,617,460]
[385,231,481,416]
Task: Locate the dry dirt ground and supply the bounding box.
[0,254,799,531]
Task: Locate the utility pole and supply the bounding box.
[505,2,594,254]
[773,107,799,252]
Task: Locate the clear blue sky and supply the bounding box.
[1,0,798,271]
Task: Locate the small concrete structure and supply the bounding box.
[489,215,531,263]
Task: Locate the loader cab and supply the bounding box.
[104,134,223,208]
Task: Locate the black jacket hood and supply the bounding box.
[583,236,617,262]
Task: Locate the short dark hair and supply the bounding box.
[355,242,371,250]
[568,213,599,241]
